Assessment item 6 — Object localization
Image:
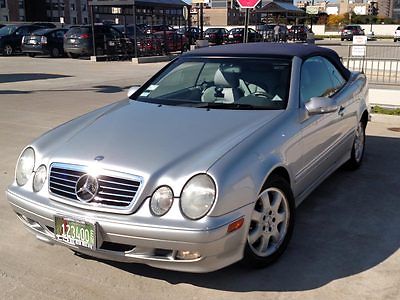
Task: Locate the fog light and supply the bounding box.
[176,250,201,260]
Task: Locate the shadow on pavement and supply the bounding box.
[95,135,400,292]
[0,73,72,83]
[0,85,129,95]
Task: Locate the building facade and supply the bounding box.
[0,0,89,24]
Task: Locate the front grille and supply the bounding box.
[49,163,142,210]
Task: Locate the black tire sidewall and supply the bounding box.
[345,121,366,170]
[242,175,295,268]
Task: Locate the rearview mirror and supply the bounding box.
[305,97,338,115]
[127,86,140,98]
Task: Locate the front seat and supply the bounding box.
[202,67,244,103]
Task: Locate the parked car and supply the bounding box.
[341,25,365,41]
[0,24,5,29]
[288,25,310,42]
[204,28,228,45]
[0,24,44,55]
[64,25,132,58]
[33,22,57,29]
[22,28,68,57]
[177,27,200,43]
[7,43,369,273]
[139,31,188,55]
[144,24,175,35]
[394,26,400,42]
[112,24,145,40]
[227,27,262,43]
[258,24,288,42]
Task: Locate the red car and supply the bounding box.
[139,31,188,55]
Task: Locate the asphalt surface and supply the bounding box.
[0,56,399,300]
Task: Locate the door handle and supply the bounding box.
[338,106,345,116]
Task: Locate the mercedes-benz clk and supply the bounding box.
[6,43,369,272]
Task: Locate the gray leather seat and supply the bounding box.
[202,68,244,103]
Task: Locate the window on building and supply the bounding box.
[73,17,77,24]
[18,0,24,9]
[82,4,87,11]
[3,15,8,21]
[71,3,75,11]
[84,17,88,24]
[0,0,6,9]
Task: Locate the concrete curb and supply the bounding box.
[371,113,400,125]
[369,88,400,108]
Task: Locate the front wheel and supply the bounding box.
[3,44,13,56]
[344,120,366,170]
[242,175,295,268]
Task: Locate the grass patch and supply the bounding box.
[372,106,400,115]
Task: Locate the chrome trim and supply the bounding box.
[48,162,144,214]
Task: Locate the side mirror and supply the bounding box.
[305,97,338,115]
[127,85,140,98]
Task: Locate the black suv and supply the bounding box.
[0,24,44,55]
[64,25,132,58]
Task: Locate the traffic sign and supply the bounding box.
[236,0,261,9]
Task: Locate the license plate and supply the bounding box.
[54,216,96,250]
[28,39,37,44]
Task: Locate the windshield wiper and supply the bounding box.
[189,102,261,110]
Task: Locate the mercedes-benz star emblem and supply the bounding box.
[75,174,99,202]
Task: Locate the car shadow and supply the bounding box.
[0,73,72,83]
[89,134,400,292]
[0,85,130,95]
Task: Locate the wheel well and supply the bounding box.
[361,110,369,127]
[265,167,291,187]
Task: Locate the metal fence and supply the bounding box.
[343,44,400,86]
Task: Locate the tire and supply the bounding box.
[50,47,60,58]
[344,120,366,170]
[67,52,79,59]
[341,38,344,41]
[3,44,13,56]
[242,175,295,268]
[27,53,36,57]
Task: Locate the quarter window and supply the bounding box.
[323,59,346,92]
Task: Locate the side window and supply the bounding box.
[323,58,346,92]
[109,27,122,39]
[15,26,28,35]
[56,30,65,39]
[300,56,336,105]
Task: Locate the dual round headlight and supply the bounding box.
[180,174,216,220]
[16,147,35,186]
[16,147,47,192]
[150,174,216,220]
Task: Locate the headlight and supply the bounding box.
[33,165,47,192]
[150,186,174,216]
[180,174,216,220]
[16,147,35,186]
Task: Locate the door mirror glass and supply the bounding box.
[305,97,338,115]
[127,86,140,98]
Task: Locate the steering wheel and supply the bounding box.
[252,90,274,99]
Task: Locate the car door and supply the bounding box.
[55,30,66,50]
[322,57,358,160]
[296,56,345,193]
[13,26,30,49]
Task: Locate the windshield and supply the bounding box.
[134,58,291,110]
[0,25,17,36]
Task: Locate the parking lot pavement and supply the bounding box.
[0,57,399,300]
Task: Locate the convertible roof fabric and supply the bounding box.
[184,43,351,80]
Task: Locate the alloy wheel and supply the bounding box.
[248,187,290,257]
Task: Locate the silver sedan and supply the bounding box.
[6,43,369,272]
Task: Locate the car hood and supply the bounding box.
[35,100,282,199]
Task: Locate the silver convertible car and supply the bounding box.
[7,43,369,273]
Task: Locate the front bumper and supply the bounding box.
[7,187,252,273]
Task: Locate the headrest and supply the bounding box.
[214,65,241,88]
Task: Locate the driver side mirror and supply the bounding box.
[305,97,338,115]
[127,85,140,98]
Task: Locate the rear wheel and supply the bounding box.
[27,53,36,57]
[242,175,295,268]
[50,47,60,58]
[344,120,366,170]
[3,44,13,56]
